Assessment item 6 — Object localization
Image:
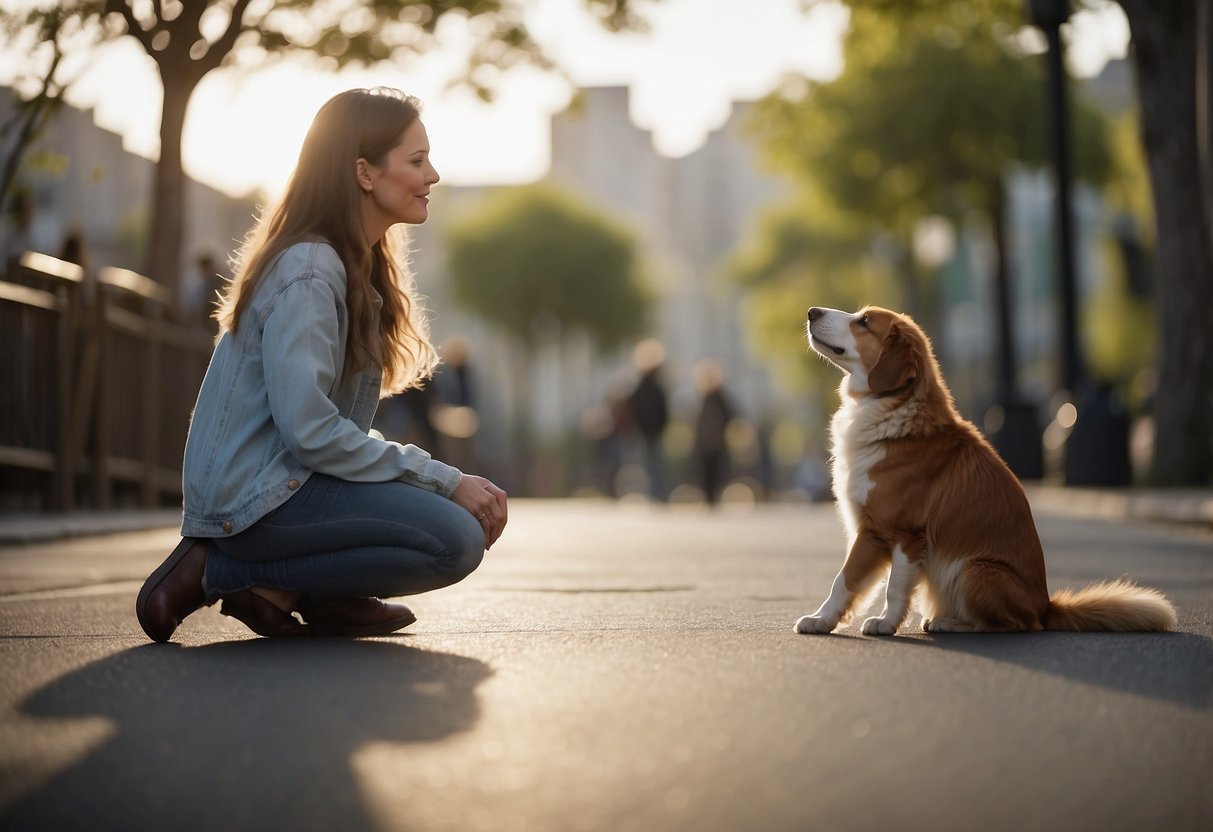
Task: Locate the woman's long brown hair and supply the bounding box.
[215,87,437,395]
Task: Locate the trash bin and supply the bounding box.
[987,398,1044,480]
[1064,383,1131,486]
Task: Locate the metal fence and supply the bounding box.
[0,252,212,511]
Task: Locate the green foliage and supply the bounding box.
[754,8,1112,231]
[1084,111,1156,393]
[0,3,104,204]
[1101,111,1155,247]
[5,1,648,101]
[735,0,1116,407]
[445,183,652,353]
[726,196,898,422]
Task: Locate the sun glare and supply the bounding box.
[183,62,332,200]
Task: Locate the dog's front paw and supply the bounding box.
[794,614,838,634]
[861,616,898,636]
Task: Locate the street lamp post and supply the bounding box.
[1028,0,1084,394]
[1028,0,1131,486]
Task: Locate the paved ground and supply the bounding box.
[0,499,1210,832]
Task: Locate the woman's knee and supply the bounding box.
[421,504,484,582]
[444,511,486,579]
[445,546,484,585]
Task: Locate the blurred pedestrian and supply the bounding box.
[183,250,227,330]
[435,335,475,406]
[136,87,507,643]
[431,336,480,471]
[376,381,438,449]
[58,228,95,301]
[58,228,89,270]
[1,189,33,272]
[693,359,734,506]
[581,379,629,497]
[627,338,669,501]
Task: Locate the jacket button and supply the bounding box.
[288,479,300,490]
[223,521,233,534]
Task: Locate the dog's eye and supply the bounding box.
[857,315,870,330]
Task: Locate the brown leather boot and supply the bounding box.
[296,596,417,637]
[219,590,310,637]
[136,537,211,643]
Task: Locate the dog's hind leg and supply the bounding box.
[795,529,889,634]
[861,544,922,636]
[922,616,980,633]
[923,558,1044,633]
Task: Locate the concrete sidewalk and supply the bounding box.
[2,485,1210,546]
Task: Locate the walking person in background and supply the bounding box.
[692,359,734,507]
[626,338,670,501]
[1,189,34,271]
[137,87,508,643]
[182,250,228,331]
[430,336,481,473]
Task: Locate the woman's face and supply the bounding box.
[360,119,440,231]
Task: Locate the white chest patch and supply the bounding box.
[829,396,887,542]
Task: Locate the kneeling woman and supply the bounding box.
[137,88,507,641]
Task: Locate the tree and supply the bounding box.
[1112,0,1213,485]
[830,0,1211,478]
[2,0,646,299]
[446,182,651,351]
[752,7,1111,399]
[445,183,651,487]
[0,6,101,206]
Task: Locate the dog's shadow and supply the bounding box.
[880,627,1213,709]
[3,638,492,830]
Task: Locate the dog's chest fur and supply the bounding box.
[829,396,888,543]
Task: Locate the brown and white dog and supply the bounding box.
[795,305,1176,635]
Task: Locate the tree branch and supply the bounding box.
[0,23,68,204]
[104,0,153,52]
[195,0,256,74]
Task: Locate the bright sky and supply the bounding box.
[1,0,1130,199]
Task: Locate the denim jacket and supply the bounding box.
[181,241,462,537]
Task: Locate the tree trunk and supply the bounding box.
[145,73,193,305]
[1118,0,1213,485]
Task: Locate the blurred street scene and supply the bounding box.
[1,3,1211,827]
[2,1,1210,512]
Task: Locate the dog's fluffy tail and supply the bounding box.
[1045,579,1176,632]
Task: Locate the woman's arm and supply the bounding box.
[260,274,461,496]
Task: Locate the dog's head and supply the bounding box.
[806,305,932,398]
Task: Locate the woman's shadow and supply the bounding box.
[3,638,491,831]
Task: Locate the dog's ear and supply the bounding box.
[867,324,918,394]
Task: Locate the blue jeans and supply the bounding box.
[202,474,485,601]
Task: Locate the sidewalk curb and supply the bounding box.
[1,489,1210,546]
[0,510,181,546]
[1026,485,1213,528]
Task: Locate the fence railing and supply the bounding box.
[0,252,213,512]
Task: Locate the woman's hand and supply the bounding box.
[451,474,509,549]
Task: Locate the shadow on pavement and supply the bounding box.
[900,631,1213,709]
[3,638,492,831]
